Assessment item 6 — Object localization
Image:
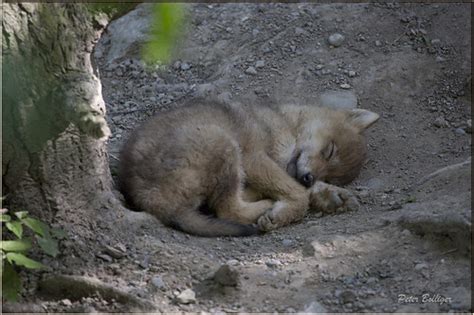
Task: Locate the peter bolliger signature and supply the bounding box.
[398,293,452,305]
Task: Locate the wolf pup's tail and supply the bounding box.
[168,211,260,237]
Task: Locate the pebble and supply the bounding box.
[295,27,306,36]
[328,33,345,47]
[375,40,382,47]
[465,119,472,133]
[173,61,182,69]
[266,259,282,268]
[61,299,72,306]
[180,62,191,71]
[319,90,358,109]
[176,289,196,304]
[358,190,370,198]
[431,39,441,45]
[115,67,124,77]
[103,244,126,259]
[303,301,327,313]
[213,264,239,286]
[348,70,356,77]
[151,276,166,289]
[340,83,351,89]
[454,128,466,135]
[96,253,113,262]
[436,56,446,62]
[401,229,411,237]
[433,117,448,128]
[414,263,428,270]
[366,277,378,284]
[340,290,356,303]
[282,239,294,247]
[302,240,332,258]
[226,259,240,266]
[255,60,265,68]
[245,66,257,75]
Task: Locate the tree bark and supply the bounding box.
[2,3,113,229]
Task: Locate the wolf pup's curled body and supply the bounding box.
[119,99,379,237]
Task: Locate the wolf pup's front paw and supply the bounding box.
[309,181,359,214]
[257,209,278,232]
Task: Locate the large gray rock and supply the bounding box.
[94,4,153,63]
[397,158,471,255]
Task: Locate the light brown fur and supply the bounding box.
[119,99,379,236]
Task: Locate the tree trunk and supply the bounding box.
[2,3,113,230]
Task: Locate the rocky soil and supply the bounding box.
[6,3,471,313]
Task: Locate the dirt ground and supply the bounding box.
[8,3,471,313]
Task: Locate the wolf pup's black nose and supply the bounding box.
[300,173,314,188]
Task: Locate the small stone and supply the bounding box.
[431,39,441,45]
[103,244,126,259]
[173,61,182,69]
[366,277,378,284]
[401,229,411,237]
[266,259,282,268]
[359,190,370,198]
[61,299,72,306]
[340,83,351,89]
[302,240,332,258]
[340,290,357,303]
[176,289,196,304]
[303,301,327,313]
[414,263,428,270]
[433,117,448,128]
[436,56,446,62]
[375,40,382,47]
[115,67,124,77]
[295,27,306,36]
[226,259,239,266]
[213,264,239,287]
[348,70,356,77]
[96,253,113,262]
[255,60,265,68]
[151,276,166,289]
[180,62,191,71]
[282,239,294,247]
[315,64,324,70]
[314,212,323,218]
[455,128,466,135]
[328,33,345,47]
[465,119,472,133]
[245,66,257,75]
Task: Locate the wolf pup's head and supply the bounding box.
[292,108,379,187]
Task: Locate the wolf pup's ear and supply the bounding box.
[346,109,380,132]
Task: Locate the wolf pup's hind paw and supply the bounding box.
[309,181,359,215]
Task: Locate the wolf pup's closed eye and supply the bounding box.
[119,99,379,237]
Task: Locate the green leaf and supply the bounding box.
[2,262,21,301]
[51,227,67,240]
[0,239,32,252]
[142,3,185,65]
[5,252,45,269]
[6,221,23,238]
[1,214,11,222]
[22,217,50,237]
[14,211,28,219]
[37,236,59,257]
